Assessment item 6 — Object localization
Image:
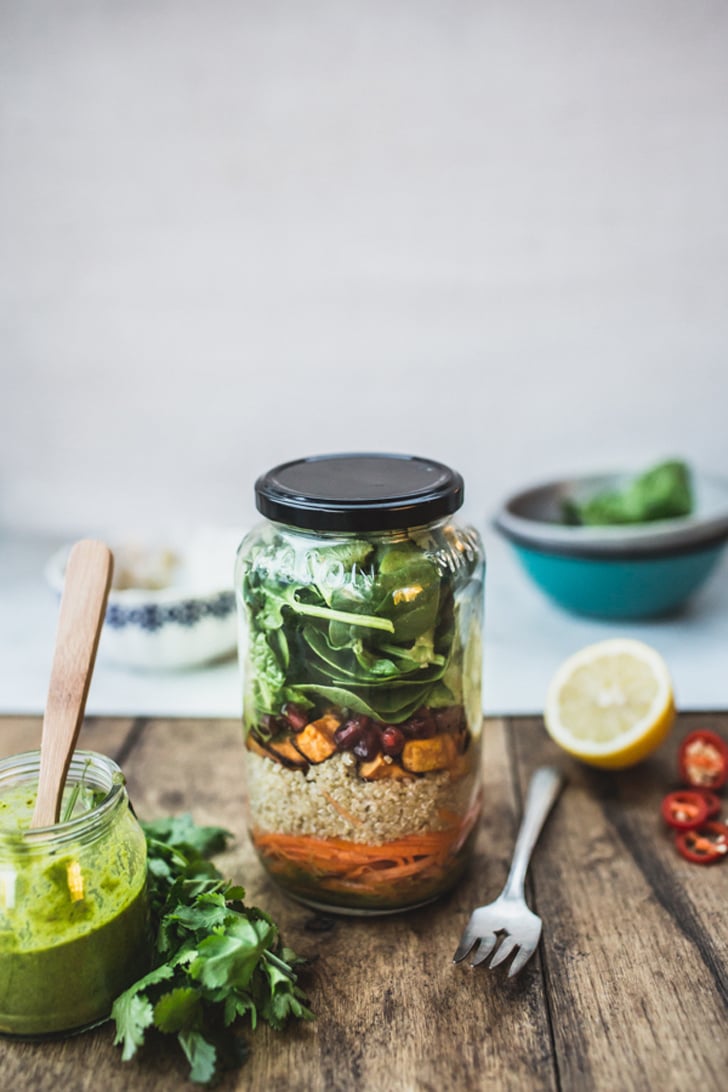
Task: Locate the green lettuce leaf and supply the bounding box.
[564,460,693,526]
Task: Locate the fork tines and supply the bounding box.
[453,920,541,977]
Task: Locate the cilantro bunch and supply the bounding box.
[112,815,314,1085]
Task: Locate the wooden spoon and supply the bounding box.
[31,539,114,828]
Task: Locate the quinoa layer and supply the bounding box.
[245,749,479,844]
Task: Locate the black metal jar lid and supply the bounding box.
[255,453,464,532]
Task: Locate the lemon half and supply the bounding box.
[544,639,675,769]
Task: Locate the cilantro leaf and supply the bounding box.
[111,815,314,1086]
[162,891,232,937]
[111,962,177,1058]
[112,993,155,1061]
[190,917,275,991]
[141,814,231,859]
[223,992,257,1028]
[178,1030,217,1085]
[266,984,314,1029]
[153,988,203,1033]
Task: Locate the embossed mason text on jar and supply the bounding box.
[235,453,485,914]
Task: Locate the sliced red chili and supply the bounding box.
[661,790,709,830]
[694,789,722,819]
[678,730,728,790]
[675,820,728,864]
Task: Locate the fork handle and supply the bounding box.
[502,766,565,900]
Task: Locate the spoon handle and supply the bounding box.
[31,540,113,828]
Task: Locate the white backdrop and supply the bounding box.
[2,0,727,539]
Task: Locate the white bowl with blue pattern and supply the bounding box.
[45,529,241,670]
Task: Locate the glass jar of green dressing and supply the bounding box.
[235,453,485,915]
[0,751,149,1038]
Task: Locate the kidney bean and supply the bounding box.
[259,713,288,738]
[353,726,382,761]
[402,708,437,739]
[282,702,310,733]
[334,715,370,751]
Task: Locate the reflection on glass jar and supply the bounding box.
[0,751,149,1037]
[236,453,485,914]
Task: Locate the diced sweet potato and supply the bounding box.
[359,754,415,782]
[246,733,271,760]
[269,738,309,769]
[401,734,457,773]
[293,714,341,764]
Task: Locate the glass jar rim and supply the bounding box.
[0,750,128,852]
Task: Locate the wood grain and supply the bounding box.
[99,717,558,1092]
[0,716,139,764]
[511,712,728,1092]
[0,714,727,1091]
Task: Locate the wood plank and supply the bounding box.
[0,716,558,1091]
[122,717,558,1092]
[0,715,139,762]
[510,712,728,1092]
[8,712,726,1090]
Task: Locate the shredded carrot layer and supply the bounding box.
[253,796,481,899]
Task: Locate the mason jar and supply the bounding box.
[0,751,149,1037]
[235,453,485,914]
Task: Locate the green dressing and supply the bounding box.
[0,762,149,1037]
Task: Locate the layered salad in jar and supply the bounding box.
[237,520,484,913]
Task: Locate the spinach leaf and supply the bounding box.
[240,530,459,723]
[563,460,693,526]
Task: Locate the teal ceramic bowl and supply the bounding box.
[494,470,728,619]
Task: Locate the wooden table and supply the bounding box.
[1,713,727,1091]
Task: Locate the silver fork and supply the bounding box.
[453,765,566,977]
